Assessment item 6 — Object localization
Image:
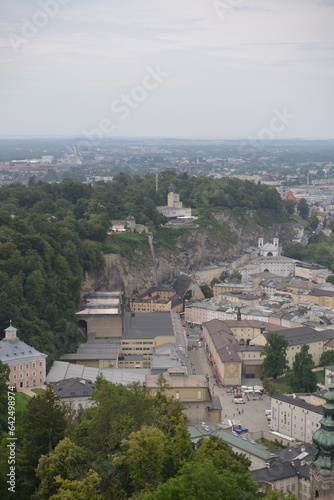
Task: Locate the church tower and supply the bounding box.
[310,381,334,499]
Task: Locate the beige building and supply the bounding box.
[130,275,204,314]
[119,311,176,364]
[295,262,330,283]
[202,319,242,385]
[0,323,47,390]
[278,326,334,368]
[193,264,228,285]
[76,291,123,339]
[146,368,221,424]
[213,283,262,297]
[306,288,334,308]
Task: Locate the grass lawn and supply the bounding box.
[315,370,325,385]
[31,388,46,395]
[271,377,292,394]
[257,438,287,452]
[15,392,31,413]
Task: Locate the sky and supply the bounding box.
[0,0,334,139]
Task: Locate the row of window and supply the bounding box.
[121,341,153,345]
[12,370,43,379]
[12,361,43,370]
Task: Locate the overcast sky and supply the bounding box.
[1,0,334,139]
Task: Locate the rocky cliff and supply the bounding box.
[82,211,297,301]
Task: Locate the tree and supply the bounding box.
[326,275,334,286]
[49,469,103,500]
[319,350,334,368]
[297,198,309,219]
[261,332,288,379]
[120,425,168,492]
[16,388,68,496]
[36,438,90,499]
[142,460,257,500]
[309,211,319,231]
[0,360,10,434]
[200,285,213,298]
[286,345,318,393]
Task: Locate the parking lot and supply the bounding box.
[187,335,271,433]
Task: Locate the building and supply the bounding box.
[307,288,334,308]
[295,262,330,283]
[59,334,119,369]
[193,264,228,285]
[146,368,222,424]
[53,378,96,414]
[202,319,242,385]
[0,323,47,390]
[129,274,204,314]
[271,394,323,444]
[119,311,177,365]
[157,183,192,219]
[252,444,314,499]
[75,291,123,339]
[275,326,334,368]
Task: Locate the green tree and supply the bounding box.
[120,425,168,493]
[16,388,68,497]
[200,285,213,298]
[0,360,10,434]
[194,435,251,473]
[297,198,309,219]
[49,469,103,500]
[36,437,90,499]
[261,332,288,379]
[319,350,334,368]
[326,275,334,285]
[286,345,318,393]
[309,211,319,231]
[142,460,257,500]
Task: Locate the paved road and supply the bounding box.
[188,342,271,433]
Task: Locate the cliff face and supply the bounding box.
[82,212,297,300]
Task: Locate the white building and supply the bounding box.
[271,395,323,444]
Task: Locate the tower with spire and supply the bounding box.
[310,380,334,499]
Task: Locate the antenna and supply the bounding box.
[156,173,158,192]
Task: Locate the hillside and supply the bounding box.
[83,209,297,299]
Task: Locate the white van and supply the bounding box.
[265,410,271,416]
[234,398,245,404]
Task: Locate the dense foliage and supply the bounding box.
[283,231,334,271]
[0,380,297,499]
[0,173,290,364]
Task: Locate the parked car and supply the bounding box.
[234,398,245,404]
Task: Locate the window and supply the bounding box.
[26,364,29,369]
[33,371,36,376]
[197,391,202,400]
[33,362,36,368]
[19,365,22,370]
[39,361,42,367]
[13,366,16,371]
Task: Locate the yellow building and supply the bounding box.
[146,368,222,424]
[306,289,334,308]
[120,311,176,363]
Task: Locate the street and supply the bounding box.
[186,327,271,433]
